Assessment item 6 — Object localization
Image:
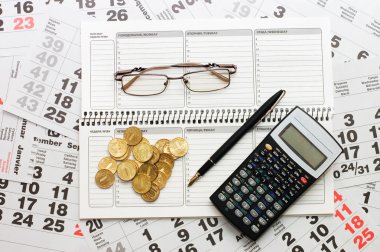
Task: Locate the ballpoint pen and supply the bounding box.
[188,89,286,187]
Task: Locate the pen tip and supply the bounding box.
[188,173,201,187]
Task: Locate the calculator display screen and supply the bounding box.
[279,124,326,170]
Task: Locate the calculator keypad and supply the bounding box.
[210,137,316,241]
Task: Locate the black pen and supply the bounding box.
[188,90,286,187]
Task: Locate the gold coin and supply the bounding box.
[95,169,115,189]
[141,184,160,202]
[139,163,158,181]
[124,126,142,146]
[117,160,138,181]
[158,153,175,169]
[155,139,169,153]
[98,156,117,174]
[132,174,151,194]
[148,146,160,164]
[163,143,177,160]
[108,138,128,158]
[169,137,188,157]
[112,146,131,161]
[140,137,150,145]
[156,161,172,178]
[133,142,153,162]
[152,172,168,190]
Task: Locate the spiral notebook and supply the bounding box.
[79,18,334,218]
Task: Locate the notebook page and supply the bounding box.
[81,18,334,114]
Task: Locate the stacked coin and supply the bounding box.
[95,126,189,202]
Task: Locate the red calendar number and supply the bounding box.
[74,223,84,237]
[0,98,3,105]
[13,17,34,30]
[353,227,375,250]
[334,190,343,203]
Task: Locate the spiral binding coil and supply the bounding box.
[81,107,331,126]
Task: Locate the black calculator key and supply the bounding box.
[239,170,248,178]
[273,202,282,211]
[265,194,274,203]
[258,217,267,226]
[241,185,249,194]
[250,209,259,217]
[248,178,257,186]
[256,186,265,195]
[218,193,227,201]
[242,201,250,210]
[232,178,241,186]
[266,210,275,218]
[243,217,252,225]
[251,225,260,234]
[225,185,234,194]
[249,194,258,202]
[280,157,287,164]
[234,193,242,202]
[234,209,243,218]
[258,202,266,210]
[226,201,235,209]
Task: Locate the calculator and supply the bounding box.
[210,107,342,241]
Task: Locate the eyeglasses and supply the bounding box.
[114,63,237,96]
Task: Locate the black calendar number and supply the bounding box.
[331,35,341,48]
[61,78,78,94]
[0,3,3,15]
[177,229,190,242]
[12,212,34,227]
[33,166,43,179]
[54,93,73,109]
[52,186,69,200]
[282,232,304,251]
[106,242,126,252]
[337,130,357,144]
[375,108,380,119]
[44,107,67,123]
[43,218,65,232]
[342,145,359,159]
[21,182,40,195]
[142,228,152,241]
[49,202,68,216]
[73,119,79,131]
[0,192,5,205]
[110,0,126,6]
[0,19,4,32]
[320,235,339,252]
[0,179,9,189]
[309,224,329,242]
[374,158,380,171]
[18,197,37,210]
[76,0,96,8]
[274,6,286,18]
[171,218,184,228]
[198,218,218,231]
[107,9,128,21]
[62,172,74,184]
[149,243,161,252]
[14,1,34,14]
[306,216,319,225]
[363,191,370,204]
[206,228,223,246]
[86,219,103,233]
[343,114,354,126]
[369,125,379,138]
[178,243,197,252]
[74,68,82,79]
[0,209,3,221]
[357,50,369,60]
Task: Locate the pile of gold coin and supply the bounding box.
[95,126,189,202]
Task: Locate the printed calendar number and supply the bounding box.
[44,107,66,123]
[18,197,37,210]
[74,68,82,79]
[106,242,126,252]
[309,224,329,243]
[0,3,3,15]
[12,212,34,227]
[109,0,126,6]
[23,81,46,98]
[178,243,197,252]
[36,51,59,68]
[54,93,73,109]
[76,0,96,9]
[33,166,43,179]
[357,50,369,60]
[14,1,34,14]
[52,186,69,200]
[30,66,50,82]
[14,17,34,30]
[331,35,342,48]
[274,6,286,18]
[61,78,78,94]
[48,202,68,216]
[354,227,375,249]
[0,179,9,189]
[107,9,128,21]
[17,96,39,112]
[0,192,5,205]
[43,36,65,53]
[0,19,4,31]
[21,182,40,195]
[231,2,251,18]
[43,218,65,232]
[86,219,103,233]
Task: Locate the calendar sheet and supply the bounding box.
[332,59,380,188]
[0,57,35,183]
[0,125,90,251]
[81,189,380,251]
[211,0,380,64]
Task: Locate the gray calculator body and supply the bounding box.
[210,107,342,241]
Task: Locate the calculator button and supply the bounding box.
[266,157,273,164]
[300,176,308,184]
[243,217,251,225]
[232,178,241,186]
[225,185,234,194]
[273,163,281,171]
[248,178,257,186]
[234,194,242,202]
[260,150,266,157]
[258,202,266,210]
[247,163,253,169]
[249,194,258,202]
[256,186,265,195]
[266,210,275,218]
[250,209,259,217]
[273,150,279,157]
[294,171,300,177]
[258,217,267,226]
[239,170,248,178]
[242,201,250,210]
[287,164,293,170]
[265,194,274,203]
[226,201,235,209]
[265,143,273,151]
[280,157,287,164]
[273,202,282,211]
[235,209,243,218]
[218,193,227,201]
[251,225,260,233]
[241,186,249,194]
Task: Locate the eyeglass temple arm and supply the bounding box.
[118,66,171,91]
